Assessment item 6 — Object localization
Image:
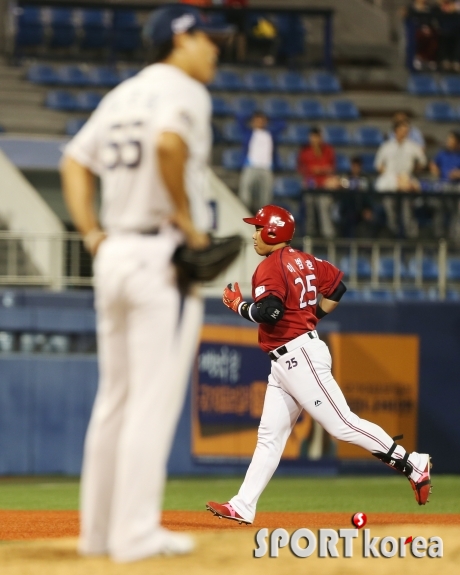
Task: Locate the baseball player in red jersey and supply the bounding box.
[206,205,432,525]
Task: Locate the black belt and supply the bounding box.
[139,228,160,236]
[268,331,317,362]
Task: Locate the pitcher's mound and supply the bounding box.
[0,527,458,575]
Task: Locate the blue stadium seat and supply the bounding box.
[81,10,108,49]
[323,125,350,146]
[57,66,89,87]
[354,126,384,147]
[45,90,77,111]
[113,11,141,51]
[339,256,372,279]
[343,289,366,301]
[222,121,244,143]
[336,153,351,173]
[212,123,222,144]
[75,92,103,112]
[210,70,244,91]
[407,257,439,280]
[113,9,138,28]
[16,7,44,47]
[66,118,87,136]
[263,97,294,119]
[276,72,310,93]
[447,257,460,280]
[114,29,141,52]
[367,289,394,302]
[439,75,460,96]
[244,72,276,92]
[19,6,42,24]
[49,9,76,48]
[28,64,59,85]
[407,75,438,96]
[231,97,258,116]
[328,100,360,121]
[81,9,105,26]
[396,289,427,301]
[360,153,376,174]
[446,289,460,301]
[16,24,44,47]
[280,124,310,145]
[212,96,232,116]
[425,102,457,122]
[309,72,341,94]
[279,125,305,145]
[295,99,326,120]
[87,67,119,87]
[118,68,139,82]
[273,177,303,198]
[222,149,244,170]
[280,150,298,171]
[379,257,395,279]
[378,257,408,279]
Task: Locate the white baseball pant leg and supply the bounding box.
[79,233,203,561]
[230,336,427,523]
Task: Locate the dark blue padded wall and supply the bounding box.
[0,292,459,475]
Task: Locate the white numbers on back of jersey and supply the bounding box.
[102,121,144,170]
[295,274,318,308]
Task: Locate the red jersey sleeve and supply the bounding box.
[252,251,287,303]
[313,257,344,298]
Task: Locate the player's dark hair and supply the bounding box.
[450,130,460,144]
[252,111,267,120]
[147,29,198,64]
[148,38,175,64]
[310,127,321,136]
[351,156,362,165]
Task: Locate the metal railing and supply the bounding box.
[0,231,458,299]
[0,231,92,289]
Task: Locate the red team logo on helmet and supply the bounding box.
[243,205,295,245]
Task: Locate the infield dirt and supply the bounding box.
[0,509,459,539]
[0,525,458,575]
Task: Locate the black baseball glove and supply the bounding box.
[173,235,243,294]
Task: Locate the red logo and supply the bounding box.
[351,512,367,529]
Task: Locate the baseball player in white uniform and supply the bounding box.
[61,5,217,562]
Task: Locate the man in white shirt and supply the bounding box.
[375,119,426,237]
[238,112,275,212]
[60,5,217,562]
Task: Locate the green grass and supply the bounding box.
[0,476,459,514]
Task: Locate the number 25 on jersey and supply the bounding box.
[295,274,317,308]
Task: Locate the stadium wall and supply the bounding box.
[0,294,459,475]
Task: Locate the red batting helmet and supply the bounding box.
[243,205,295,245]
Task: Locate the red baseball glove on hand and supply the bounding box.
[223,282,243,313]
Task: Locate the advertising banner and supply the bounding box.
[192,327,420,463]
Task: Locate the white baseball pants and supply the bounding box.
[230,332,427,523]
[79,232,203,562]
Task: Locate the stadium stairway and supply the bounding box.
[0,58,68,135]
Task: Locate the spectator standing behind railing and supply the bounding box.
[297,127,337,238]
[238,112,284,213]
[375,119,426,238]
[430,131,460,181]
[337,157,383,238]
[432,0,460,72]
[430,131,460,241]
[405,0,438,70]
